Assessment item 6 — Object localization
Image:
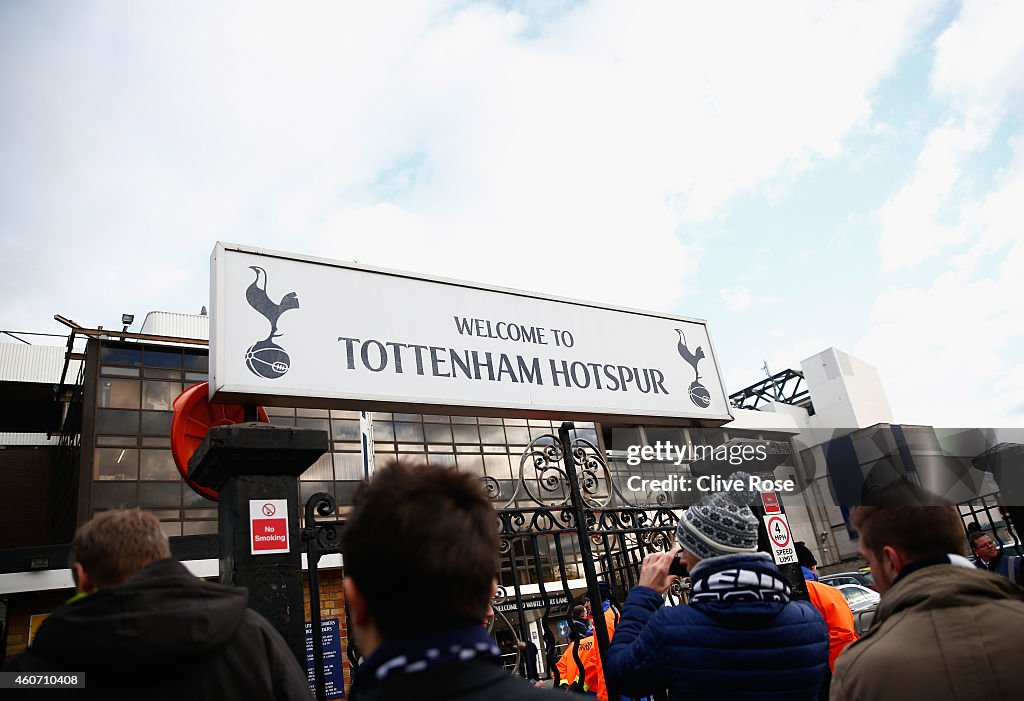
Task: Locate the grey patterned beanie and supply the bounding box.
[676,471,759,560]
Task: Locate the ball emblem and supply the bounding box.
[688,381,711,408]
[245,340,291,379]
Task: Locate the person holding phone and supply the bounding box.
[605,472,828,701]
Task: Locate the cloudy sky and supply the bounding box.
[2,0,1022,426]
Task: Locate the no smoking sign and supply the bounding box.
[762,513,797,565]
[250,499,289,555]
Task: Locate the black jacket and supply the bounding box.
[351,659,562,701]
[4,558,312,700]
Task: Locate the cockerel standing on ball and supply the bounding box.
[246,266,299,342]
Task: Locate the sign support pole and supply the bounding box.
[753,492,808,601]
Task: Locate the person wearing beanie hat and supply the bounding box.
[795,541,819,581]
[675,473,762,559]
[606,471,828,701]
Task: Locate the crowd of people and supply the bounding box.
[4,462,1024,700]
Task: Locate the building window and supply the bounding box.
[142,381,183,411]
[332,420,360,441]
[95,409,139,435]
[139,483,182,508]
[100,346,141,367]
[98,379,140,409]
[140,450,178,480]
[184,351,208,372]
[140,411,172,436]
[94,448,139,480]
[143,349,182,369]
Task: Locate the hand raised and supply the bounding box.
[638,547,681,594]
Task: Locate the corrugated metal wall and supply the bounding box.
[0,433,58,446]
[0,343,79,383]
[140,311,209,340]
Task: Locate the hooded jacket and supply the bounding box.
[606,553,828,701]
[4,558,311,701]
[830,561,1024,701]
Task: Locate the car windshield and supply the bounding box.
[841,588,865,603]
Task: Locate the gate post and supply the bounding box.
[190,422,329,665]
[302,491,345,701]
[558,421,619,699]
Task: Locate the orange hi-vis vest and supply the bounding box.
[557,606,619,700]
[806,579,859,670]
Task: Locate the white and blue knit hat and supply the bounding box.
[676,471,759,560]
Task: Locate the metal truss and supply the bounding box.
[729,367,812,412]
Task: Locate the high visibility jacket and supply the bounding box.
[556,636,589,692]
[558,607,619,700]
[806,579,858,670]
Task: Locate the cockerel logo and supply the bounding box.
[244,266,299,379]
[675,329,711,408]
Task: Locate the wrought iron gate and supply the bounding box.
[959,491,1024,556]
[301,422,684,700]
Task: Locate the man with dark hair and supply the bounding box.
[831,480,1024,700]
[968,531,1023,585]
[342,462,557,700]
[4,509,311,700]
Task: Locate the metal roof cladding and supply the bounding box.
[0,342,80,383]
[140,311,210,340]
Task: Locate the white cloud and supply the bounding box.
[862,141,1024,425]
[0,1,943,335]
[877,1,1024,272]
[951,132,1024,271]
[877,111,995,271]
[862,0,1024,425]
[856,243,1024,425]
[719,286,752,312]
[932,0,1024,108]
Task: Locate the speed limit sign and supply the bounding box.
[763,514,797,565]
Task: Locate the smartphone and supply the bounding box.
[668,553,688,577]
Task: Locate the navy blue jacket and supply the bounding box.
[606,553,828,701]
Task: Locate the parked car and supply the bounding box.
[834,583,881,635]
[834,583,880,612]
[820,570,876,591]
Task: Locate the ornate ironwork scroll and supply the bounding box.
[503,434,637,508]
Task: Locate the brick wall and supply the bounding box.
[0,446,57,548]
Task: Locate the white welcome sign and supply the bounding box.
[210,243,733,425]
